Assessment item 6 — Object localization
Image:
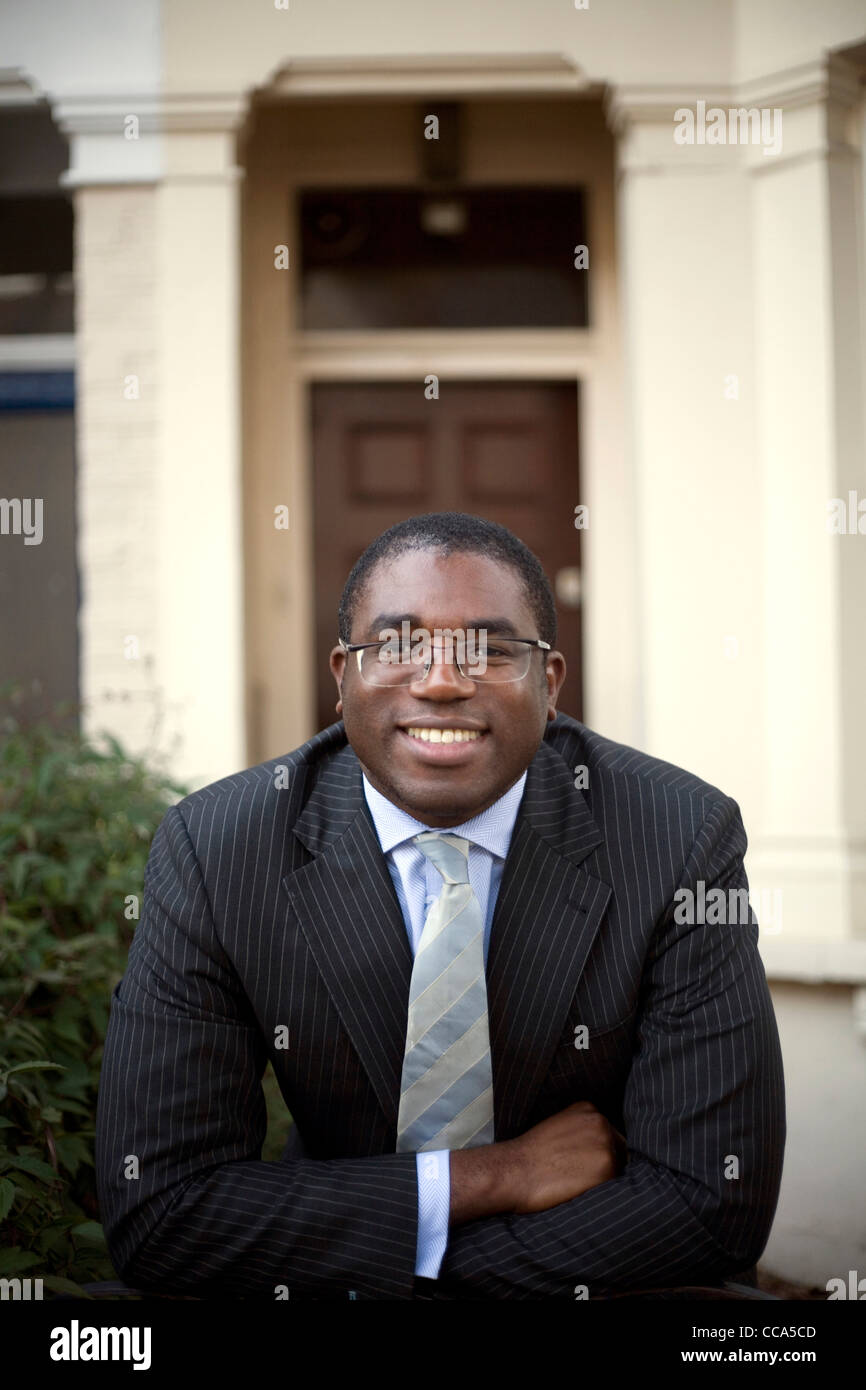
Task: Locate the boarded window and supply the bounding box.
[298,186,588,330]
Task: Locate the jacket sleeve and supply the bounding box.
[433,796,786,1298]
[95,804,420,1300]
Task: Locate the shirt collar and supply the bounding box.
[362,768,528,861]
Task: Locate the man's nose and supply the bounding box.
[409,646,476,696]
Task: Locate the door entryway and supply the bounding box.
[311,379,582,733]
[242,90,627,765]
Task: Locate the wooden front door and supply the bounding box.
[311,381,582,733]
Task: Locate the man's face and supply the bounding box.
[329,549,566,826]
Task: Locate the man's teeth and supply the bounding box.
[406,727,483,743]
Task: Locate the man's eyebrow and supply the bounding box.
[364,613,523,637]
[465,618,521,636]
[367,613,422,635]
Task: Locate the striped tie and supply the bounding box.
[396,832,495,1152]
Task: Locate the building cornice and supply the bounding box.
[52,92,248,136]
[606,55,864,131]
[261,52,593,99]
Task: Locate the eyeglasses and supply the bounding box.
[338,635,551,686]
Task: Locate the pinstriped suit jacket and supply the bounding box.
[95,711,785,1300]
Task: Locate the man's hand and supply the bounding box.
[504,1100,627,1214]
[449,1101,626,1225]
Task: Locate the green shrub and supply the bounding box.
[0,684,188,1295]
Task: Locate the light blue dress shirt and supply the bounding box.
[361,768,528,1280]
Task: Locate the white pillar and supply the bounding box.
[744,57,866,953]
[609,62,866,962]
[58,96,247,790]
[156,112,246,788]
[607,84,764,811]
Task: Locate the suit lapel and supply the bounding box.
[282,744,413,1134]
[282,732,611,1144]
[485,740,611,1140]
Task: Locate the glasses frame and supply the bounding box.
[337,635,551,685]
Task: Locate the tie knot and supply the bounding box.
[413,831,471,884]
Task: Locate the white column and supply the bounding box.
[609,63,866,966]
[607,85,764,814]
[156,111,246,788]
[58,96,247,790]
[744,58,866,955]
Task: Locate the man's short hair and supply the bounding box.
[338,512,558,647]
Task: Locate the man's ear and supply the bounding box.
[329,644,347,716]
[544,651,567,720]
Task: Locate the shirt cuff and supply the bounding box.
[414,1150,450,1278]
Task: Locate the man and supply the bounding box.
[95,512,785,1300]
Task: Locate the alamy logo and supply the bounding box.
[825,1270,865,1299]
[0,497,43,545]
[0,1276,43,1300]
[377,621,489,674]
[49,1320,152,1370]
[826,491,866,534]
[673,100,782,156]
[673,881,782,934]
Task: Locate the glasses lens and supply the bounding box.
[357,637,535,684]
[473,638,532,682]
[358,641,426,685]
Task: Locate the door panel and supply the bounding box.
[312,381,582,733]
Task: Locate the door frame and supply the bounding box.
[242,85,639,763]
[307,371,586,734]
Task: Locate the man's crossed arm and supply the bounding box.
[441,796,786,1297]
[95,796,784,1299]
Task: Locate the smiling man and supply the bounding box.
[333,551,558,827]
[96,512,785,1301]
